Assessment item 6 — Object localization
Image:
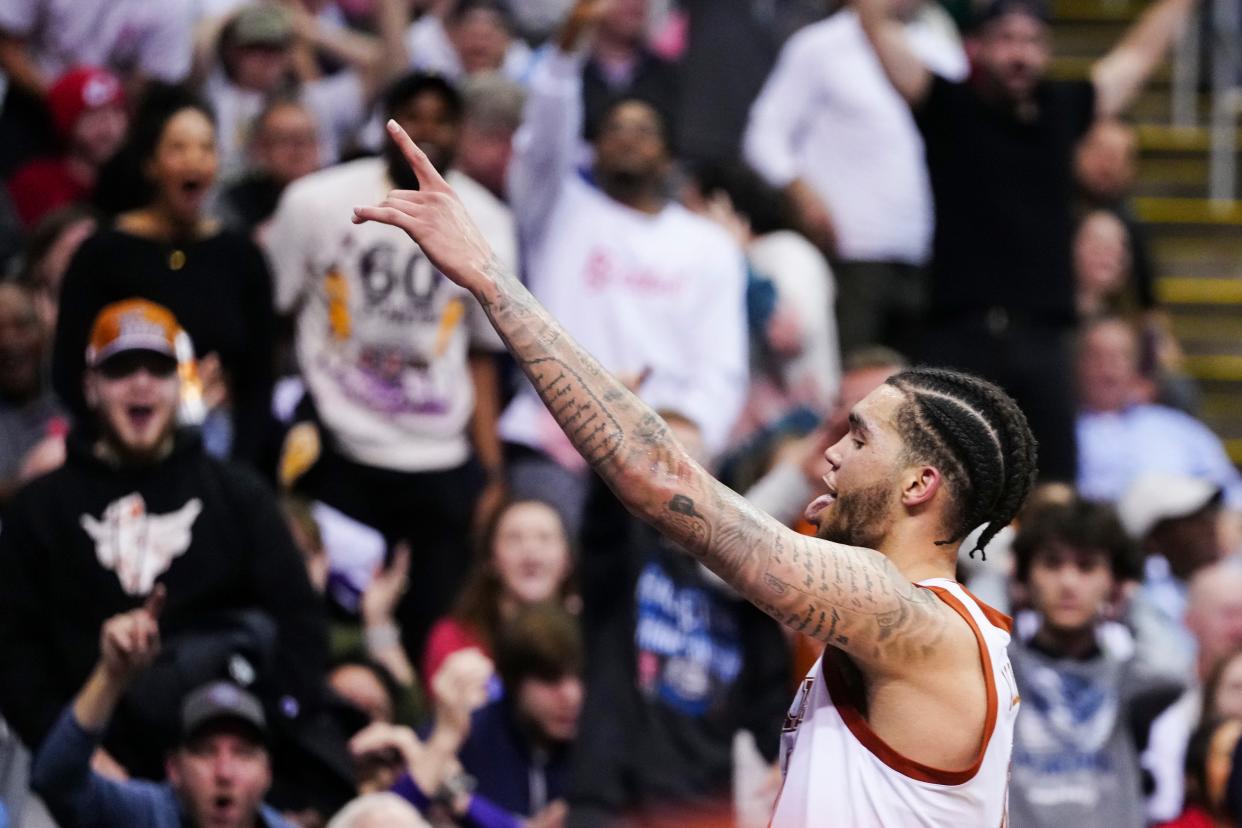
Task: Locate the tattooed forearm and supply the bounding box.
[471,259,949,670]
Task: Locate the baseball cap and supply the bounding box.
[180,681,268,745]
[85,299,185,369]
[1117,472,1223,539]
[230,4,295,48]
[47,66,125,140]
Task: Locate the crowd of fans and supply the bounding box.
[0,0,1240,825]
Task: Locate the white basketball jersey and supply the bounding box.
[771,579,1019,828]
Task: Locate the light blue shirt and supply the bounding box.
[1076,404,1242,507]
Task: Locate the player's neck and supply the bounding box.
[874,522,959,584]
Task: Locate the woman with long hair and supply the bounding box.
[51,84,275,465]
[421,497,575,688]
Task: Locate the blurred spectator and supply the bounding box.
[501,0,747,533]
[1076,317,1242,507]
[352,642,573,824]
[1145,559,1242,821]
[857,0,1198,482]
[580,0,678,143]
[6,67,128,228]
[0,299,327,783]
[220,97,323,239]
[1006,496,1174,828]
[15,203,97,335]
[53,86,277,465]
[1075,209,1135,318]
[327,792,429,828]
[31,595,296,828]
[457,605,581,819]
[744,0,965,354]
[683,162,839,441]
[674,0,830,164]
[406,0,533,82]
[0,281,65,505]
[1075,119,1161,314]
[1119,472,1230,682]
[568,423,789,827]
[196,0,407,178]
[0,0,192,96]
[508,0,576,42]
[422,498,574,688]
[267,72,516,658]
[1156,717,1242,828]
[1073,210,1196,412]
[456,72,525,200]
[0,0,192,175]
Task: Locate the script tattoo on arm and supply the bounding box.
[473,261,949,671]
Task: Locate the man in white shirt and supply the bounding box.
[500,0,749,534]
[743,0,966,354]
[266,72,517,657]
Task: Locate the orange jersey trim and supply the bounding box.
[821,585,999,786]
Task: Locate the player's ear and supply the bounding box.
[901,464,942,509]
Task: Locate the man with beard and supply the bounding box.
[265,72,516,658]
[32,593,297,828]
[856,0,1197,483]
[0,299,326,786]
[353,116,1039,826]
[499,0,748,536]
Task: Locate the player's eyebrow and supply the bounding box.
[848,411,872,438]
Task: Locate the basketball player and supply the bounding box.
[354,120,1038,826]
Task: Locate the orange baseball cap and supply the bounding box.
[86,299,186,368]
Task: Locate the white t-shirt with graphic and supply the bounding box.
[266,157,513,472]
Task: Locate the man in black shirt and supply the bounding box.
[856,0,1196,480]
[0,299,328,789]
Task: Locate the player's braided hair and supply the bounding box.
[885,368,1038,559]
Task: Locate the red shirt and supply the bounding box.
[7,157,90,227]
[1156,806,1216,828]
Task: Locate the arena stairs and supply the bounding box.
[1051,0,1242,467]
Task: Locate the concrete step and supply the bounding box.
[1158,277,1242,305]
[1134,196,1242,224]
[1053,0,1149,22]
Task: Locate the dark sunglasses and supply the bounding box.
[96,351,179,380]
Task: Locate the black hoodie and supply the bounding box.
[0,428,326,768]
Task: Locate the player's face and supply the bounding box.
[86,352,180,461]
[1026,542,1114,633]
[972,12,1051,103]
[146,108,218,228]
[594,101,668,185]
[492,501,571,606]
[168,727,271,828]
[807,385,905,549]
[1212,653,1242,720]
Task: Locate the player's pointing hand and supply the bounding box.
[353,120,498,295]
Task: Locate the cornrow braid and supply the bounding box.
[885,368,1038,559]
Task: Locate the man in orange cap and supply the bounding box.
[0,299,336,812]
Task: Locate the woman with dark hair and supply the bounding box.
[1158,716,1242,827]
[51,85,276,466]
[421,498,575,690]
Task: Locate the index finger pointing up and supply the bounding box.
[387,119,444,191]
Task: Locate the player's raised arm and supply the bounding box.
[354,122,957,674]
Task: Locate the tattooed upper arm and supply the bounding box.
[649,480,950,674]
